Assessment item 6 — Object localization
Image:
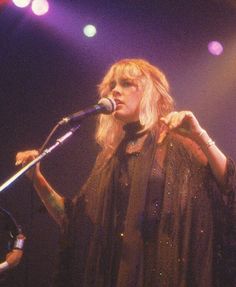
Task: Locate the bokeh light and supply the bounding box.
[31,0,49,16]
[83,25,97,38]
[12,0,31,8]
[208,41,224,56]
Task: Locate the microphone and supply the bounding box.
[58,97,116,125]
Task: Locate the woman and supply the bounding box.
[16,59,235,287]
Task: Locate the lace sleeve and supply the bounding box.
[222,158,236,195]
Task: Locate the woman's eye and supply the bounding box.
[109,81,116,90]
[121,80,133,87]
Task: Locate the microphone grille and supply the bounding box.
[98,97,116,114]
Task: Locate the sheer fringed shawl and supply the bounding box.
[53,134,236,287]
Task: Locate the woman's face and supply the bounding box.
[109,75,143,124]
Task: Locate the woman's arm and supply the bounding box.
[16,150,65,225]
[161,111,227,185]
[193,128,227,185]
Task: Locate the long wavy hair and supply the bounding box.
[96,58,174,151]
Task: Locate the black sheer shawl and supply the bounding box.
[53,134,236,287]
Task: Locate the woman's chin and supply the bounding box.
[113,113,138,124]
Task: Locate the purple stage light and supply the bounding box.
[12,0,31,8]
[31,0,49,16]
[208,41,224,56]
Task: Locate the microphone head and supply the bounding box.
[98,97,116,114]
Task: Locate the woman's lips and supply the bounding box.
[114,99,123,106]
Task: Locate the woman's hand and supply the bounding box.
[160,111,204,142]
[15,150,40,180]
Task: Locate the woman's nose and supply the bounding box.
[112,85,122,97]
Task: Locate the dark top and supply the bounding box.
[53,126,236,287]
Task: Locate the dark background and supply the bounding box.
[0,0,236,286]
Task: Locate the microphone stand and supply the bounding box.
[0,124,81,193]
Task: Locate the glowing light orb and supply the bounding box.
[31,0,49,16]
[12,0,31,8]
[83,25,97,38]
[208,41,223,56]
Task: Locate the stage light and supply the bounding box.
[208,41,223,56]
[83,24,97,38]
[31,0,49,16]
[12,0,31,8]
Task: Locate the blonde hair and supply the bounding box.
[96,58,174,150]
